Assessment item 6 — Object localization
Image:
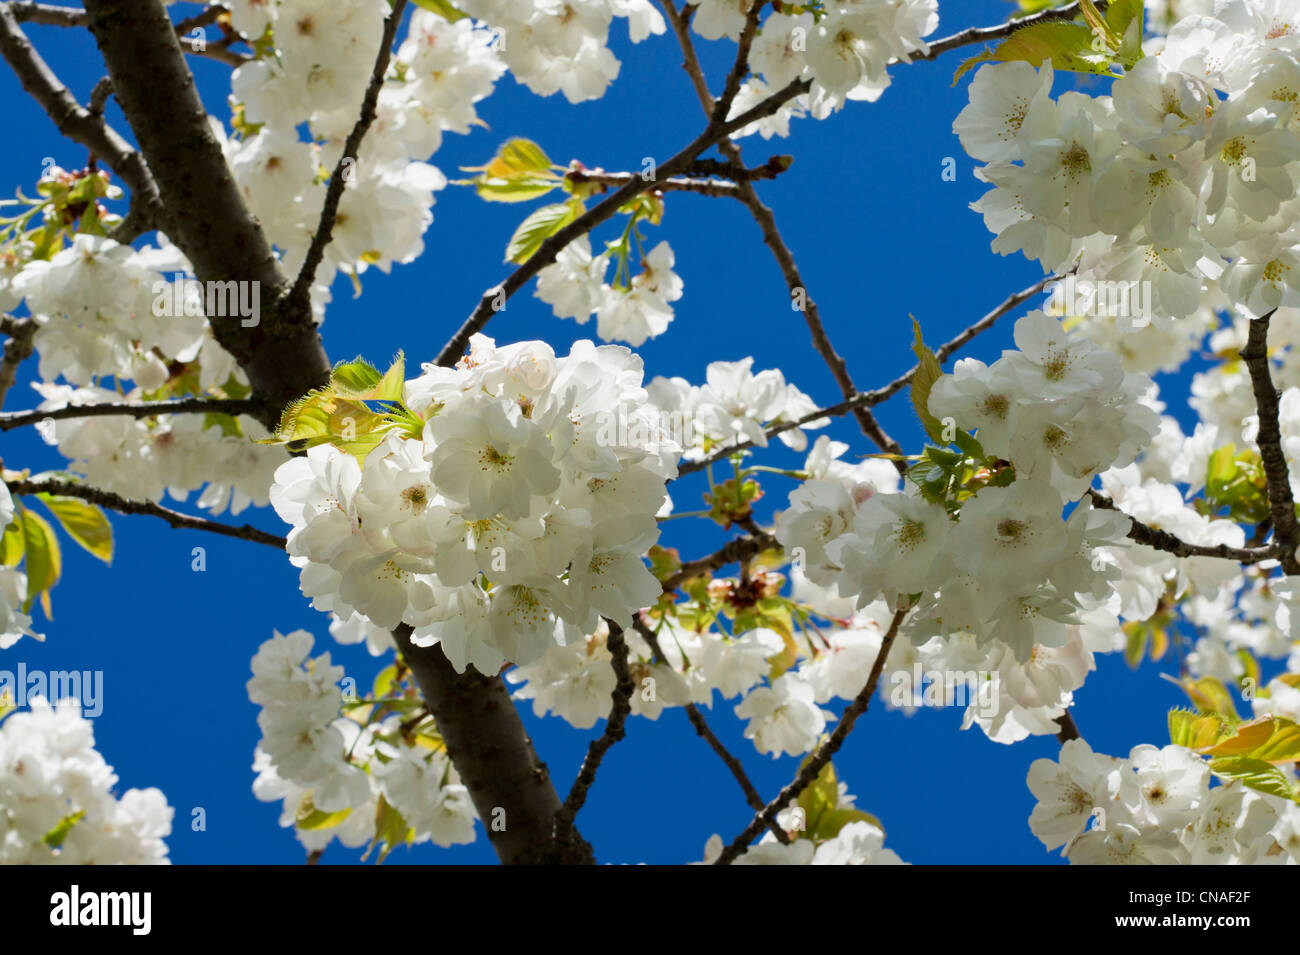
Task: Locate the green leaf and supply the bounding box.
[0,518,22,566]
[365,795,415,864]
[1107,0,1145,67]
[1168,674,1240,721]
[1200,717,1300,764]
[42,810,84,849]
[909,317,946,444]
[20,510,60,618]
[953,20,1113,84]
[295,795,352,831]
[36,495,113,564]
[457,138,562,203]
[1208,757,1298,802]
[505,200,583,264]
[411,0,467,22]
[1169,708,1233,749]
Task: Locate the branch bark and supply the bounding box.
[1237,309,1300,574]
[81,0,330,418]
[0,396,264,431]
[3,477,288,548]
[390,625,596,864]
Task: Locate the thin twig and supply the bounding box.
[4,478,288,549]
[0,396,264,431]
[555,620,634,836]
[633,617,790,844]
[1237,309,1300,574]
[284,0,407,310]
[714,606,909,864]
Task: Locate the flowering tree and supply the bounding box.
[1,0,1300,866]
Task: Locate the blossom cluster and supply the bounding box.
[248,629,477,853]
[778,311,1157,668]
[1028,738,1300,864]
[270,335,678,674]
[0,698,172,864]
[956,0,1300,333]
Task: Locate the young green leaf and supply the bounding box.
[37,494,113,565]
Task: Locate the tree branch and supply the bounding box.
[0,1,166,232]
[284,0,406,311]
[390,625,596,864]
[554,619,634,838]
[3,478,288,548]
[633,617,790,844]
[565,156,789,199]
[0,395,264,431]
[0,316,37,411]
[1237,309,1300,574]
[81,0,330,419]
[660,530,779,593]
[714,606,908,864]
[1087,489,1283,564]
[432,28,815,367]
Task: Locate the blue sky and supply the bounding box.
[0,1,1212,864]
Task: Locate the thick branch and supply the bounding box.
[390,626,595,864]
[0,396,264,431]
[82,0,329,417]
[4,478,287,548]
[1238,309,1300,574]
[634,617,789,843]
[285,0,406,310]
[9,2,249,64]
[715,606,908,864]
[554,620,633,837]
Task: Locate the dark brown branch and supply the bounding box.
[555,620,634,837]
[1086,489,1282,564]
[715,606,909,864]
[565,157,789,199]
[4,478,288,548]
[1054,711,1080,744]
[390,625,596,864]
[660,531,779,593]
[82,0,329,419]
[0,316,37,411]
[633,617,790,844]
[0,396,264,431]
[1237,309,1300,574]
[712,0,765,123]
[284,0,406,311]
